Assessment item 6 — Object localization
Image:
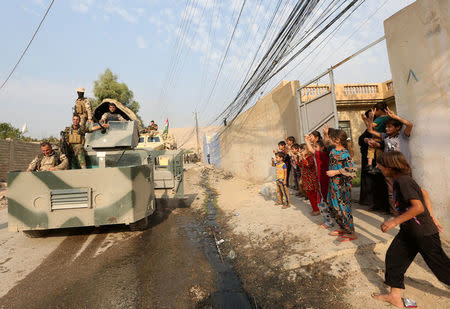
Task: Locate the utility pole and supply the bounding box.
[194,111,200,159]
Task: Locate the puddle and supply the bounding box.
[185,170,253,308]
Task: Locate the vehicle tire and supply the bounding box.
[23,230,47,238]
[129,216,149,231]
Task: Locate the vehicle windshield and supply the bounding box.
[148,137,160,143]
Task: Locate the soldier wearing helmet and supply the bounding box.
[63,114,107,169]
[74,87,93,126]
[27,141,69,172]
[99,102,126,124]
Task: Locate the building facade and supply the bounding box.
[300,80,396,162]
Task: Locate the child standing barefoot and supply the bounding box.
[324,127,357,242]
[372,151,450,307]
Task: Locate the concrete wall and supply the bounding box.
[219,81,301,183]
[0,139,41,181]
[384,0,449,238]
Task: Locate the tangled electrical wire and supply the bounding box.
[213,0,361,128]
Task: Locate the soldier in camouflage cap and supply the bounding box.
[74,87,93,126]
[27,141,69,172]
[63,114,107,169]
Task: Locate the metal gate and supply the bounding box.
[296,69,338,142]
[296,36,385,142]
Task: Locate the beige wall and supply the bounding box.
[219,81,301,183]
[384,0,449,239]
[0,139,41,181]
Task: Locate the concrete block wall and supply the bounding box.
[219,81,301,183]
[0,139,41,181]
[384,0,449,239]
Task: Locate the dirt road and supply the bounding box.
[0,167,251,309]
[1,165,448,308]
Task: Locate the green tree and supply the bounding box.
[0,123,23,139]
[93,69,141,118]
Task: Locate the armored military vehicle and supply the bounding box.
[136,130,177,151]
[7,99,183,236]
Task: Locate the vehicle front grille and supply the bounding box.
[50,188,91,210]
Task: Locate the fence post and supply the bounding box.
[329,69,339,128]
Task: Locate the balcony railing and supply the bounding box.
[299,80,394,102]
[344,84,378,95]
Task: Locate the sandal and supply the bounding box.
[281,204,290,209]
[329,230,345,236]
[338,235,358,242]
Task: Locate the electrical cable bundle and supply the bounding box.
[213,0,361,128]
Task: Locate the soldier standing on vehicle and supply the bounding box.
[27,141,69,172]
[148,120,158,131]
[63,114,107,169]
[74,87,93,126]
[100,102,126,124]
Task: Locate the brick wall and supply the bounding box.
[0,139,41,181]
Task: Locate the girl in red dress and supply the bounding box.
[305,133,333,228]
[299,144,320,216]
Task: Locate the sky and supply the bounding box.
[0,0,415,138]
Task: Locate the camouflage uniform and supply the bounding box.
[64,124,90,169]
[100,112,125,123]
[74,97,93,126]
[27,151,68,172]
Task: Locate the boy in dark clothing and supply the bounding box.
[364,106,413,214]
[372,151,449,308]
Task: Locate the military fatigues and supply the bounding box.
[64,125,90,169]
[74,98,93,126]
[27,151,69,172]
[100,112,125,123]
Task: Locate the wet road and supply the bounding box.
[0,195,252,309]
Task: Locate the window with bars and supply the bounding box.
[339,121,352,140]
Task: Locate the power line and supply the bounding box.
[213,0,322,123]
[277,0,367,83]
[213,0,363,128]
[201,0,247,112]
[198,0,284,121]
[0,0,55,92]
[298,0,389,81]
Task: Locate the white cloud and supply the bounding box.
[137,35,148,49]
[71,0,142,23]
[32,0,46,9]
[70,0,94,13]
[104,2,138,23]
[136,7,145,16]
[160,8,174,21]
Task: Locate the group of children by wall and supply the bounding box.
[272,126,357,241]
[271,103,449,307]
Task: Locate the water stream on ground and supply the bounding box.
[186,171,253,308]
